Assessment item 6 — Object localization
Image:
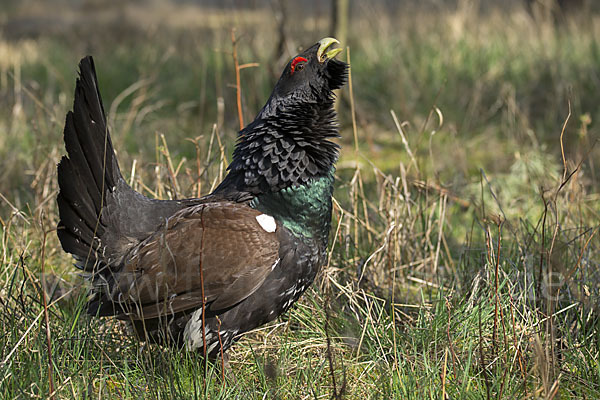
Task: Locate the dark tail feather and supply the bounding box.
[57,56,123,270]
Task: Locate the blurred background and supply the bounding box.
[1,1,599,397]
[1,0,599,209]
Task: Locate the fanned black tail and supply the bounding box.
[57,56,122,271]
[57,56,202,316]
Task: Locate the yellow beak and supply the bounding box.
[317,37,342,63]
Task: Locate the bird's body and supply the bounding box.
[56,38,347,358]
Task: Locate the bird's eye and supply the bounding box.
[290,56,308,75]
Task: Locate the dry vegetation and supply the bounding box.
[0,1,599,398]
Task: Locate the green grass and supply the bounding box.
[1,2,600,398]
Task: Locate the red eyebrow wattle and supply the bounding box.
[290,57,308,74]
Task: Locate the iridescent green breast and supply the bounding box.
[250,169,335,242]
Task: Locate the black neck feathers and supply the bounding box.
[214,99,340,200]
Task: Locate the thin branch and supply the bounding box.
[231,29,244,130]
[559,99,571,183]
[40,221,56,400]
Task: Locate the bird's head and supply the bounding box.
[269,37,348,105]
[215,38,347,200]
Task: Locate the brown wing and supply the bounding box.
[106,202,280,320]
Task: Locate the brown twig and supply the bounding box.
[537,192,549,302]
[231,29,244,131]
[188,136,203,198]
[493,221,510,399]
[239,63,260,70]
[159,133,181,198]
[445,298,459,382]
[324,288,346,400]
[478,306,491,400]
[198,207,208,391]
[230,30,259,131]
[559,100,571,183]
[39,219,55,400]
[347,47,358,154]
[441,348,448,399]
[493,222,503,357]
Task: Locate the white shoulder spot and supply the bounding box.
[256,214,277,233]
